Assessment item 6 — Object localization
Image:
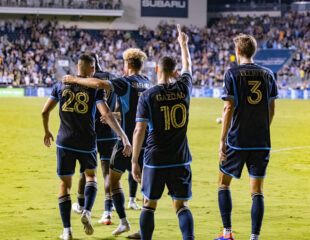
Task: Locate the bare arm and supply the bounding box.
[219,99,234,162]
[177,24,192,73]
[96,101,131,156]
[41,98,58,147]
[131,121,148,184]
[269,99,275,125]
[113,100,121,121]
[63,75,112,90]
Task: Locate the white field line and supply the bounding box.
[271,146,310,153]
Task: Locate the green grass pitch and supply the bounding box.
[0,97,309,240]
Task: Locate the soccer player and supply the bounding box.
[41,54,131,240]
[71,53,119,225]
[62,48,152,236]
[214,34,278,240]
[131,24,194,240]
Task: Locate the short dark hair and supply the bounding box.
[89,53,102,72]
[159,56,177,75]
[234,34,257,58]
[78,54,95,67]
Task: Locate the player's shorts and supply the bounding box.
[141,164,192,201]
[110,141,144,173]
[220,145,270,179]
[57,147,97,177]
[97,139,117,161]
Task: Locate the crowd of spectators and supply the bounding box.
[0,12,310,89]
[0,0,122,9]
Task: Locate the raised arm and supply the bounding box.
[96,101,131,157]
[219,99,234,162]
[62,75,112,90]
[131,121,148,184]
[41,98,58,147]
[177,24,192,73]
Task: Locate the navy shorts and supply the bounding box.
[220,145,270,179]
[57,147,97,177]
[97,140,117,161]
[110,141,144,173]
[141,164,192,201]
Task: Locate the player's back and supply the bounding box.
[223,63,278,149]
[93,71,118,141]
[138,72,192,167]
[51,81,104,152]
[111,74,152,142]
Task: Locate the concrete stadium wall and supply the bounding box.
[59,0,207,30]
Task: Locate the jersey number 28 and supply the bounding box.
[247,81,262,104]
[160,103,186,131]
[62,89,89,114]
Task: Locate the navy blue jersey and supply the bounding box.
[136,72,192,168]
[50,81,105,152]
[222,63,278,150]
[109,75,152,143]
[93,71,118,141]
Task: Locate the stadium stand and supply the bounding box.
[0,11,310,89]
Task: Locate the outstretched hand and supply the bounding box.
[177,24,188,45]
[62,75,77,85]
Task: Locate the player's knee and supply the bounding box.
[84,169,97,181]
[218,171,232,187]
[174,200,188,211]
[143,199,157,209]
[176,205,190,216]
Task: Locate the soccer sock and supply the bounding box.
[251,193,264,236]
[140,206,155,240]
[77,193,85,208]
[58,195,71,228]
[84,181,97,211]
[112,188,126,219]
[177,206,194,240]
[218,186,232,236]
[128,172,138,198]
[105,193,113,213]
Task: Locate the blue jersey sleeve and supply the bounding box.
[109,77,128,96]
[269,73,278,100]
[178,71,192,95]
[136,92,150,122]
[222,70,235,100]
[50,82,60,101]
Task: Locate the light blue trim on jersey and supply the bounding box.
[221,95,234,101]
[269,95,279,101]
[110,167,125,174]
[144,161,192,169]
[92,89,98,118]
[100,157,110,161]
[119,82,131,130]
[227,141,271,150]
[181,70,192,76]
[57,173,75,178]
[108,80,114,91]
[141,191,161,202]
[96,100,104,104]
[220,167,240,179]
[97,137,118,141]
[170,195,192,201]
[136,118,149,122]
[229,72,238,109]
[145,97,154,131]
[56,144,96,153]
[249,174,266,179]
[49,96,59,101]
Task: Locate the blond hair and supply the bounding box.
[123,48,147,61]
[234,34,257,58]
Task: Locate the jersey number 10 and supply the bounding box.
[160,103,187,131]
[247,81,262,104]
[62,89,89,114]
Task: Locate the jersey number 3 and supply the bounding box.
[62,89,89,114]
[247,81,262,104]
[160,103,186,131]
